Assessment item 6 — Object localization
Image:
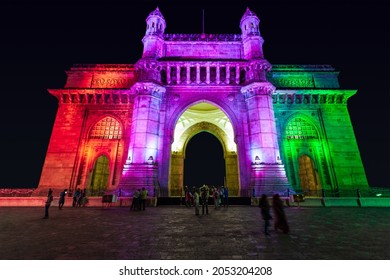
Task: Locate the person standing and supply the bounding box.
[140,187,148,210]
[223,186,229,207]
[272,194,290,234]
[200,185,209,215]
[130,189,140,211]
[43,189,53,219]
[259,194,272,236]
[58,188,67,210]
[194,190,200,216]
[72,188,80,207]
[213,187,219,209]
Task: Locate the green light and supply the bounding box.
[376,193,382,197]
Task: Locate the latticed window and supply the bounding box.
[286,118,318,140]
[89,117,122,139]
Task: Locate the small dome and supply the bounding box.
[240,7,259,25]
[147,7,165,22]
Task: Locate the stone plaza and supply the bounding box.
[0,205,389,260]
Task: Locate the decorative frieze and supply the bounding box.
[241,82,276,99]
[272,90,356,105]
[48,89,134,104]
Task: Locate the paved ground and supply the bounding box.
[0,205,389,260]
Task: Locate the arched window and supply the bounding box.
[286,117,318,140]
[89,117,122,140]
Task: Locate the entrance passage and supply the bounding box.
[184,132,226,187]
[90,155,109,196]
[298,154,321,196]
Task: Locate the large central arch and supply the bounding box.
[168,102,240,196]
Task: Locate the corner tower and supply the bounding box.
[240,7,264,60]
[142,7,166,59]
[240,8,290,195]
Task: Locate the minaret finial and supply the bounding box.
[202,9,205,34]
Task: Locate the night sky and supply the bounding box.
[0,0,388,188]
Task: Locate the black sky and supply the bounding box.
[0,0,388,188]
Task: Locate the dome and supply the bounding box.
[240,7,259,26]
[146,7,165,22]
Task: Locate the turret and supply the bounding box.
[142,7,166,58]
[240,7,264,59]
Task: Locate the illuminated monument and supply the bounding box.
[37,8,369,197]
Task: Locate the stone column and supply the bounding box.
[186,65,191,84]
[241,82,289,195]
[216,64,220,84]
[206,63,210,84]
[167,65,171,84]
[119,83,166,195]
[176,65,180,85]
[236,64,240,85]
[226,65,230,84]
[196,63,200,84]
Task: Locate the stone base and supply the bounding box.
[250,163,291,196]
[117,163,159,196]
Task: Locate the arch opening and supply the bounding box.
[89,155,110,196]
[184,132,226,187]
[168,102,240,196]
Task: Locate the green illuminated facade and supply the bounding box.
[270,65,369,196]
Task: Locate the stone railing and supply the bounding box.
[0,188,35,197]
[164,33,242,42]
[157,60,270,86]
[273,90,356,105]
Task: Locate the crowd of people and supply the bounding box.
[182,185,229,215]
[130,187,148,211]
[42,187,89,219]
[43,185,290,237]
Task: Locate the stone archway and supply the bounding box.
[298,154,321,196]
[89,155,110,196]
[168,102,240,196]
[184,131,226,187]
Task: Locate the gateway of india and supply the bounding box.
[37,7,369,198]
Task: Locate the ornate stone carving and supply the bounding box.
[241,82,276,99]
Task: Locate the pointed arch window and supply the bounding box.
[90,117,122,140]
[286,118,318,140]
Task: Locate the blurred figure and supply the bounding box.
[259,194,272,236]
[43,189,53,219]
[272,194,289,234]
[58,188,67,210]
[200,184,209,215]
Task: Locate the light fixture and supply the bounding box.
[254,156,260,165]
[147,156,154,164]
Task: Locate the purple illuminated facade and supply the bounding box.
[37,8,369,197]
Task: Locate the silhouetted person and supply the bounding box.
[72,188,80,207]
[259,194,272,236]
[130,189,140,211]
[43,189,53,219]
[58,188,67,209]
[194,190,200,216]
[140,187,148,210]
[272,194,289,234]
[200,185,209,215]
[223,186,229,207]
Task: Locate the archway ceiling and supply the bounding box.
[172,102,236,152]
